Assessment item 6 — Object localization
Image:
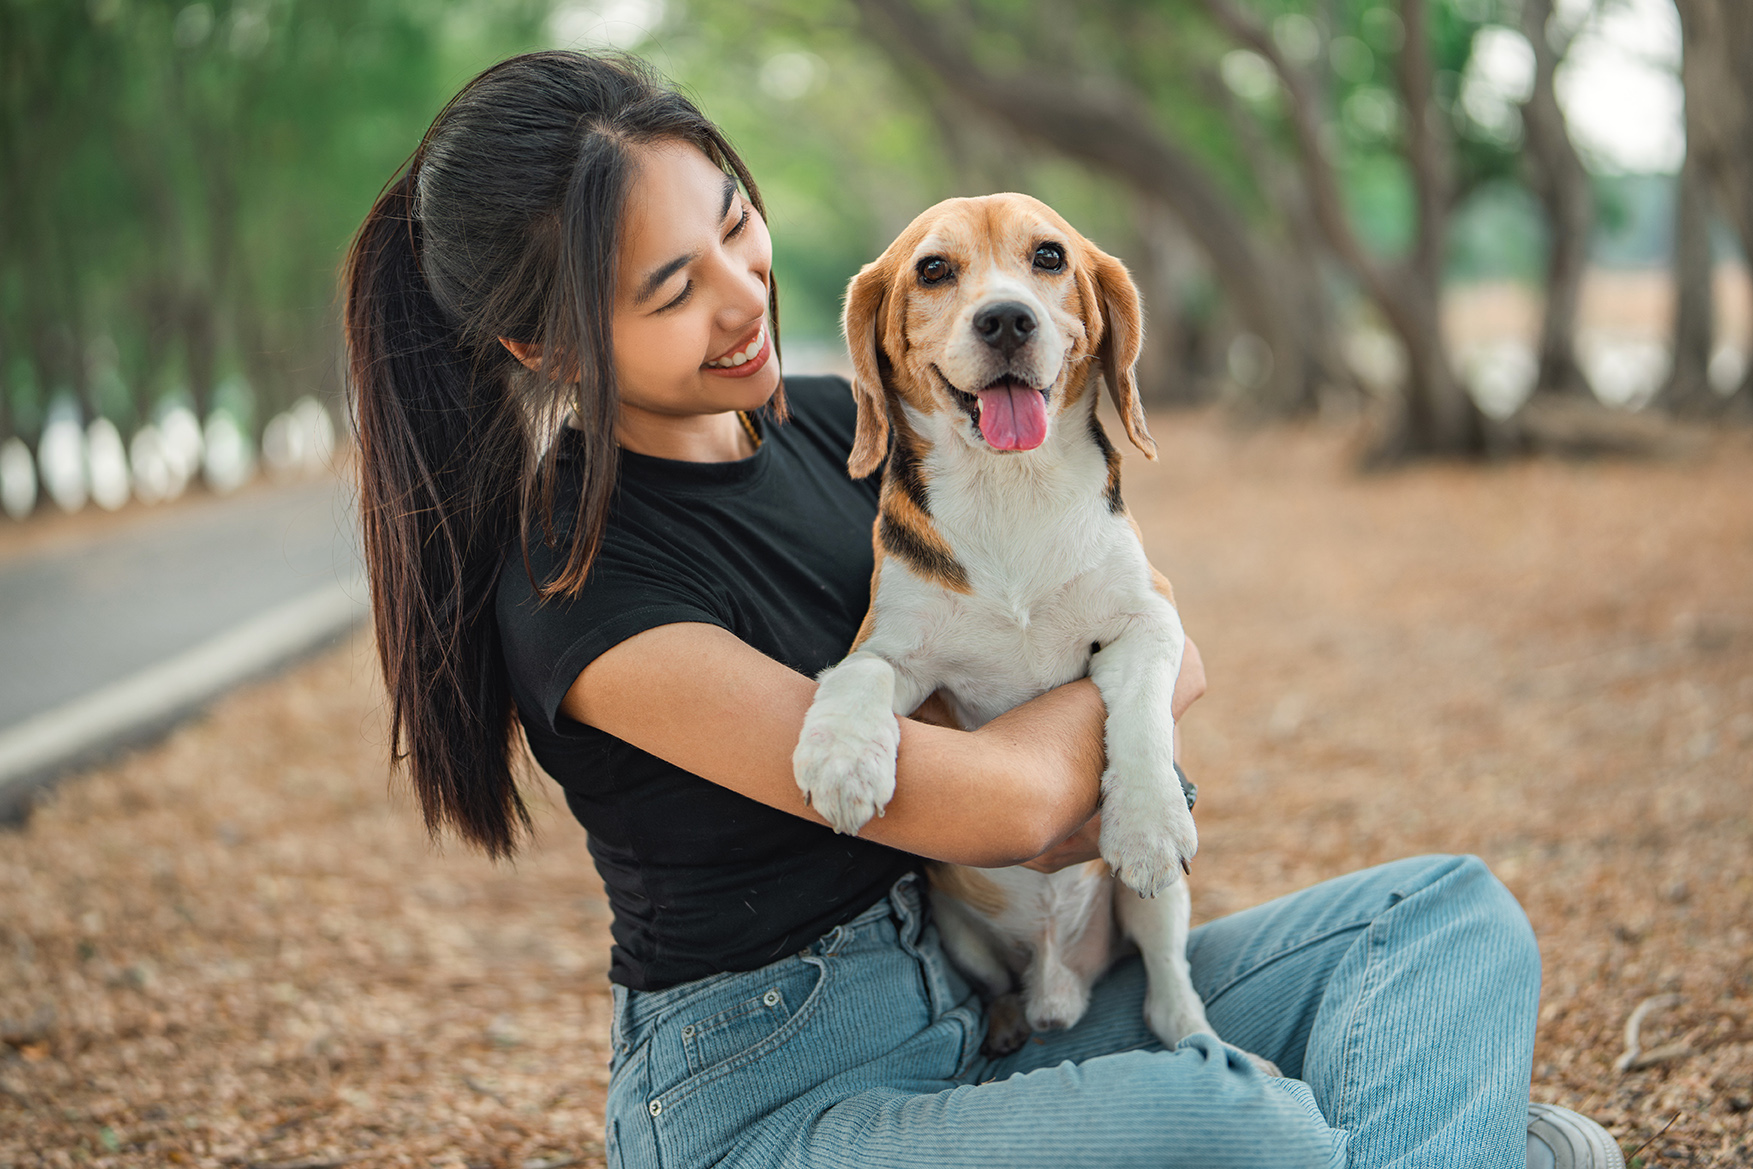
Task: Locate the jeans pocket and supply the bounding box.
[681,981,798,1077]
[659,955,827,1105]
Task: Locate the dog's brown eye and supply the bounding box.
[917,257,953,285]
[1033,243,1066,272]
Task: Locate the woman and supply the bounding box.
[344,50,1621,1169]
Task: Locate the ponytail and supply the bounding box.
[345,163,531,859]
[342,52,781,859]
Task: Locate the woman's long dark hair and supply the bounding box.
[344,52,781,859]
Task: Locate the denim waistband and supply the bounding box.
[612,870,926,1047]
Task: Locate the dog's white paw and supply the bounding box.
[792,697,900,835]
[1241,1051,1284,1077]
[1099,773,1198,898]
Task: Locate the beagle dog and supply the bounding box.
[792,193,1217,1054]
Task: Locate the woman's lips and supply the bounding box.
[702,322,771,378]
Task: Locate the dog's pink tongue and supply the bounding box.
[976,384,1048,450]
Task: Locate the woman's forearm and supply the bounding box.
[866,680,1109,866]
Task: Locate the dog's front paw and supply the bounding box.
[1143,985,1214,1050]
[792,696,900,835]
[1099,774,1198,898]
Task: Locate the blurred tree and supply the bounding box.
[1200,0,1508,457]
[0,0,551,450]
[850,0,1536,457]
[1667,0,1752,417]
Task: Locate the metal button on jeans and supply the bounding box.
[649,1100,663,1117]
[763,989,781,1007]
[681,1024,695,1038]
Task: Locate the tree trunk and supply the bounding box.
[1127,195,1206,407]
[1519,0,1594,399]
[1392,0,1477,452]
[1657,151,1718,414]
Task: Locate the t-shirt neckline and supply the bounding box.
[566,414,775,494]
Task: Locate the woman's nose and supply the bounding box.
[717,251,769,322]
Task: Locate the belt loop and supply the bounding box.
[889,870,924,942]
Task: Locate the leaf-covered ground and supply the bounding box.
[3,412,1749,1168]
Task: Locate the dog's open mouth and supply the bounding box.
[942,372,1049,451]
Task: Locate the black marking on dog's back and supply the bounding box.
[879,512,971,592]
[1089,412,1124,513]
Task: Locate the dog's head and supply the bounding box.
[841,192,1151,478]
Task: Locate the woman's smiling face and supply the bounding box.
[611,139,779,422]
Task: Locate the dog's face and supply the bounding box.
[841,192,1153,477]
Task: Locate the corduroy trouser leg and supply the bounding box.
[604,854,1540,1169]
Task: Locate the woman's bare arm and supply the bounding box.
[562,623,1105,866]
[561,624,1206,869]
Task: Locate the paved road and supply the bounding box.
[0,478,364,808]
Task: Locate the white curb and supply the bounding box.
[0,575,369,818]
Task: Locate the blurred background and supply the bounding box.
[0,0,1749,512]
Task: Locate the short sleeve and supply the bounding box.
[497,531,731,738]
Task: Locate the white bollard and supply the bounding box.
[38,416,88,513]
[0,437,37,520]
[87,418,132,511]
[202,410,254,494]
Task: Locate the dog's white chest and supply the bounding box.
[919,569,1125,727]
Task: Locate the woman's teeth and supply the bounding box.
[707,325,765,368]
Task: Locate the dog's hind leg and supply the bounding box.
[929,890,1033,1056]
[1114,878,1214,1047]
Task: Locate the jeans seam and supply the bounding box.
[1331,912,1391,1135]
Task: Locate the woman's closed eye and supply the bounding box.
[656,202,752,313]
[659,281,694,312]
[727,201,750,240]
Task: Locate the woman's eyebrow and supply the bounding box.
[632,176,740,308]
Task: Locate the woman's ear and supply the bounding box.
[841,257,895,479]
[499,337,543,372]
[1089,248,1155,459]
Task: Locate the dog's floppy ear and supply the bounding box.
[841,255,895,478]
[1087,247,1156,459]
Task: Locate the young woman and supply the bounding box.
[344,50,1623,1169]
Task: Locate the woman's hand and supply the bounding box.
[1020,637,1207,875]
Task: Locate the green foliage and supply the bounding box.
[0,0,1611,444]
[0,0,549,438]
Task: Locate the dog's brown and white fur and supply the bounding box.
[792,193,1215,1051]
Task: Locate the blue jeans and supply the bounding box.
[605,855,1540,1169]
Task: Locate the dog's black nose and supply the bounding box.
[973,301,1037,355]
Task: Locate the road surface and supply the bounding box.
[0,477,365,817]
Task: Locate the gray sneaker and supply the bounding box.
[1527,1102,1626,1169]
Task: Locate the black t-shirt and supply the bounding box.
[496,375,920,991]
